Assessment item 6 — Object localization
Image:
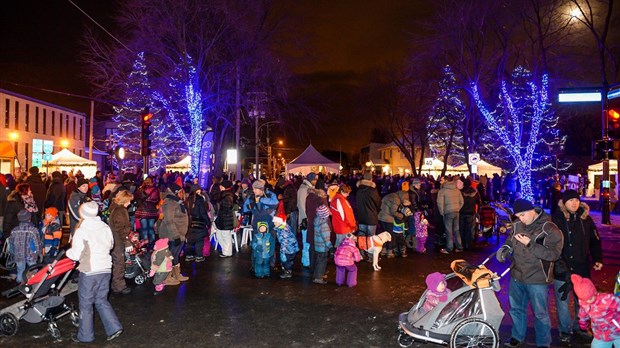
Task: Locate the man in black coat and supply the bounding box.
[25,167,46,222]
[45,171,66,227]
[355,172,381,237]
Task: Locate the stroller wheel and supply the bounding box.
[48,323,61,339]
[134,274,146,285]
[70,310,80,328]
[450,318,498,348]
[397,333,414,348]
[0,312,19,337]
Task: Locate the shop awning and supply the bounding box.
[0,141,16,158]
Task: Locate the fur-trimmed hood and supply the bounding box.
[356,179,376,188]
[557,200,590,221]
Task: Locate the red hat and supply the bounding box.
[571,274,597,300]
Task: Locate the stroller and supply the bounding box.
[0,250,79,338]
[397,253,510,348]
[124,232,150,285]
[0,238,16,271]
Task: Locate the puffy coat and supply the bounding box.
[252,230,275,259]
[3,191,25,237]
[44,176,66,212]
[281,181,298,215]
[330,193,356,234]
[377,192,403,224]
[187,193,211,242]
[305,188,326,243]
[158,192,189,242]
[355,179,381,225]
[460,187,481,215]
[215,189,236,230]
[577,293,620,342]
[276,224,299,255]
[437,181,463,215]
[66,215,114,274]
[334,237,361,266]
[134,185,160,220]
[108,203,132,248]
[297,180,314,223]
[313,205,332,252]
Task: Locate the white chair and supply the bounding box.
[241,226,253,247]
[231,229,239,253]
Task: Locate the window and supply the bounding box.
[52,111,56,136]
[43,109,47,135]
[73,116,76,139]
[79,119,83,140]
[25,104,30,132]
[14,101,19,130]
[65,115,69,138]
[4,99,9,128]
[35,107,39,133]
[25,143,29,168]
[59,113,63,136]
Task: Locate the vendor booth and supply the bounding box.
[166,155,191,173]
[448,160,503,178]
[421,158,452,179]
[43,149,98,178]
[286,145,340,175]
[586,159,618,198]
[0,141,17,174]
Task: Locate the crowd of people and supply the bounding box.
[0,166,618,346]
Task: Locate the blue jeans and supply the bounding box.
[139,218,156,243]
[553,279,579,334]
[592,338,620,348]
[287,211,298,236]
[77,272,122,342]
[15,260,36,283]
[508,278,552,347]
[358,224,376,237]
[443,212,462,251]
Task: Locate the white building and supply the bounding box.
[0,89,86,174]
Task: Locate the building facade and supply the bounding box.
[0,89,86,174]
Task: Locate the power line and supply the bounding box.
[0,80,121,106]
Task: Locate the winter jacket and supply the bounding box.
[460,187,481,216]
[8,222,41,263]
[216,189,236,230]
[151,247,173,274]
[313,205,332,252]
[577,293,620,342]
[42,217,62,256]
[355,179,381,225]
[281,181,298,215]
[187,193,210,242]
[552,201,602,280]
[437,181,464,215]
[297,180,314,223]
[334,238,361,266]
[276,224,299,255]
[25,174,46,215]
[377,192,403,224]
[243,189,278,231]
[108,203,132,249]
[158,191,189,242]
[66,216,114,274]
[330,193,356,235]
[134,185,160,219]
[502,208,563,284]
[68,189,88,227]
[44,176,66,212]
[305,188,326,243]
[3,191,25,237]
[252,230,275,259]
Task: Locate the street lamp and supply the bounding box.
[8,132,18,141]
[60,139,69,149]
[267,139,283,179]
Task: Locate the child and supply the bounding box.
[334,234,362,287]
[41,207,62,261]
[273,214,299,279]
[571,274,620,347]
[393,202,413,257]
[422,272,451,312]
[150,238,174,295]
[251,220,275,278]
[313,204,332,285]
[9,210,42,284]
[414,211,429,254]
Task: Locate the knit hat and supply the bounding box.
[571,274,597,301]
[77,178,89,187]
[401,181,410,191]
[512,199,535,214]
[154,238,169,251]
[316,204,331,219]
[272,216,286,226]
[363,172,372,181]
[168,183,183,194]
[221,180,233,189]
[425,272,447,294]
[79,201,99,219]
[241,178,252,186]
[252,179,265,190]
[45,207,59,218]
[562,189,581,204]
[17,209,32,222]
[411,178,421,186]
[306,173,317,181]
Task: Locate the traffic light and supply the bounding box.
[141,108,153,156]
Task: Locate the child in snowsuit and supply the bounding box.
[251,220,275,278]
[422,272,452,312]
[313,204,332,284]
[150,238,174,295]
[414,211,429,254]
[41,207,62,260]
[273,215,299,279]
[334,234,362,287]
[571,274,620,347]
[9,210,42,284]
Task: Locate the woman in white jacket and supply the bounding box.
[67,201,123,343]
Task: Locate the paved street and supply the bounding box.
[0,211,618,347]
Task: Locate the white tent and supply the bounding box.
[43,149,98,178]
[586,159,618,198]
[421,158,452,179]
[449,160,503,177]
[166,156,191,172]
[286,145,340,175]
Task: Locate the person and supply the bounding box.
[243,179,279,266]
[406,178,423,250]
[134,176,160,245]
[273,214,299,279]
[3,183,38,238]
[158,183,189,283]
[355,172,381,241]
[67,201,123,343]
[422,272,451,312]
[280,179,298,237]
[68,178,90,237]
[413,210,429,254]
[0,174,7,236]
[25,166,46,223]
[312,203,332,285]
[251,220,275,278]
[185,184,211,262]
[108,190,134,295]
[497,199,563,348]
[550,182,562,216]
[330,184,356,248]
[150,238,174,295]
[8,210,41,284]
[89,177,102,208]
[214,180,236,258]
[334,233,361,287]
[297,173,317,267]
[570,274,620,348]
[459,178,481,250]
[44,171,66,228]
[437,177,464,254]
[41,207,62,260]
[377,191,404,258]
[552,189,603,345]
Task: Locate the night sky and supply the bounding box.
[0,1,431,159]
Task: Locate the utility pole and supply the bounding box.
[235,66,241,180]
[88,100,94,160]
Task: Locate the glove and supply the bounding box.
[280,252,287,263]
[496,245,512,263]
[125,246,134,253]
[300,218,308,231]
[558,280,573,301]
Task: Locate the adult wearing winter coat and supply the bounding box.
[215,181,236,257]
[355,172,381,238]
[551,190,603,344]
[281,180,298,236]
[305,187,326,267]
[25,167,46,221]
[68,178,90,237]
[297,173,317,228]
[330,184,356,248]
[185,185,211,262]
[44,171,66,227]
[134,177,160,244]
[108,190,134,295]
[3,183,37,238]
[67,201,123,343]
[377,191,403,257]
[437,177,464,253]
[459,178,481,250]
[158,183,189,282]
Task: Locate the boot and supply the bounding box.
[164,272,180,286]
[173,264,189,281]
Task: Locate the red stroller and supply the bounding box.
[0,250,79,338]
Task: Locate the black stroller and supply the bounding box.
[0,250,79,338]
[124,232,151,285]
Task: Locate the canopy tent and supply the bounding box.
[448,160,503,178]
[42,149,97,178]
[286,145,340,175]
[420,158,452,179]
[586,159,618,198]
[166,155,191,172]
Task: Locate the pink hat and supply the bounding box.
[154,238,169,251]
[571,274,597,300]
